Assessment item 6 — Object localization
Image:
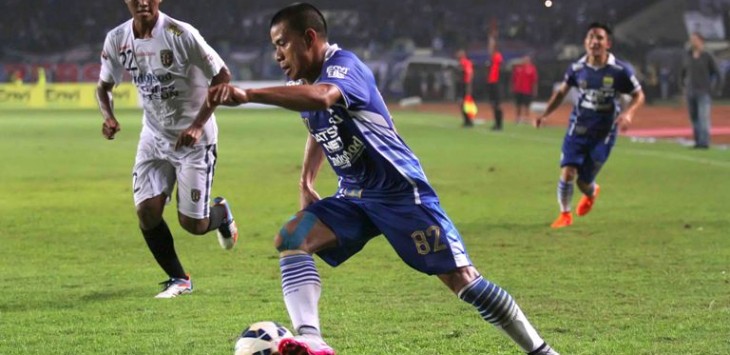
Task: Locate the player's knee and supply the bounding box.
[136,195,166,230]
[275,212,318,252]
[561,168,577,182]
[137,206,163,231]
[439,266,480,294]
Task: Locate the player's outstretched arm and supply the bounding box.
[96,79,120,140]
[246,83,342,112]
[205,82,342,112]
[534,82,569,128]
[206,83,244,106]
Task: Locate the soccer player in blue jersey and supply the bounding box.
[534,22,644,229]
[190,3,558,355]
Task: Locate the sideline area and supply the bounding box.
[394,101,730,146]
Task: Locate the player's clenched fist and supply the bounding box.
[102,117,120,139]
[207,83,248,107]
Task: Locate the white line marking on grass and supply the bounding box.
[619,148,730,168]
[411,118,730,168]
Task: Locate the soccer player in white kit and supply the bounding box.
[96,0,238,298]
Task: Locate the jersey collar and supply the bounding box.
[579,53,616,69]
[313,43,340,84]
[130,11,167,39]
[324,43,340,61]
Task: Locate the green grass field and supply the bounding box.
[1,108,728,355]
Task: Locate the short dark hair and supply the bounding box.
[587,22,612,38]
[691,32,705,41]
[270,3,328,39]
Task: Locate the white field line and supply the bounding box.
[413,119,730,169]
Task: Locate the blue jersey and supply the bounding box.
[299,45,438,205]
[564,54,641,135]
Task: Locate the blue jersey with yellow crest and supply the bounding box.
[563,54,641,136]
[298,44,438,205]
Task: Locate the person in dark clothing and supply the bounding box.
[485,36,504,130]
[681,33,722,149]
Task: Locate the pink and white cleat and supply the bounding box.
[278,335,335,355]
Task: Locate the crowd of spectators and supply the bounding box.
[2,0,670,58]
[4,0,728,99]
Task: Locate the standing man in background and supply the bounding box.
[485,36,504,130]
[681,32,721,149]
[511,55,538,124]
[456,49,475,127]
[96,0,238,298]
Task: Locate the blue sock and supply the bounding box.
[458,276,517,326]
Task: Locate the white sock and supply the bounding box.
[458,277,546,353]
[499,305,545,353]
[280,254,321,335]
[557,179,573,212]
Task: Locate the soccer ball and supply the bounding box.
[233,321,293,355]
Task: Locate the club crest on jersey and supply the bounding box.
[191,189,201,202]
[602,76,614,88]
[166,24,183,37]
[326,65,349,79]
[160,50,174,68]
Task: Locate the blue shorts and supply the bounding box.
[303,197,472,275]
[560,131,616,184]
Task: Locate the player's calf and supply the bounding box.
[212,197,238,250]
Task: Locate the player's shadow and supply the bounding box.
[0,288,141,313]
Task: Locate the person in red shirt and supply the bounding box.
[511,55,538,124]
[456,49,475,127]
[486,37,504,130]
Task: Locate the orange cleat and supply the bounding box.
[550,212,573,229]
[576,184,600,217]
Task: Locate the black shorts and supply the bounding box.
[486,83,500,106]
[514,93,533,107]
[456,81,468,100]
